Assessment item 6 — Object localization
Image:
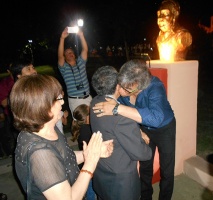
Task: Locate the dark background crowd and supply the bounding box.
[0,0,212,75]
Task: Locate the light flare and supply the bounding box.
[158,41,177,62]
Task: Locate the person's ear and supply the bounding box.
[116,84,120,91]
[114,84,121,97]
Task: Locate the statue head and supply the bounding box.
[156,0,192,61]
[157,0,180,32]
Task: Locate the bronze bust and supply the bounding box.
[156,0,192,61]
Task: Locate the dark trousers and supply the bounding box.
[140,118,176,200]
[0,126,12,157]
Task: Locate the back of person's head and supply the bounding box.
[71,104,89,142]
[92,66,118,95]
[9,58,33,81]
[10,74,63,133]
[118,59,151,91]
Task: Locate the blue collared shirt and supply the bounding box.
[118,76,174,129]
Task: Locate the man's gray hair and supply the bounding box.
[118,59,151,90]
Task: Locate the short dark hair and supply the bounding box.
[10,74,63,132]
[9,58,33,81]
[118,59,151,91]
[92,66,118,95]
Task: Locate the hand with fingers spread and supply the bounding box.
[82,131,113,172]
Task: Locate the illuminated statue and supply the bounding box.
[156,0,192,61]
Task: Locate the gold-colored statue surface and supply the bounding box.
[156,0,192,61]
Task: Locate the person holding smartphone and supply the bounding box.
[58,26,92,117]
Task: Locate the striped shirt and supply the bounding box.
[58,56,90,97]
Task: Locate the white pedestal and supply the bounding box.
[150,60,199,175]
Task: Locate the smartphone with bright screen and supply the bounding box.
[67,27,79,33]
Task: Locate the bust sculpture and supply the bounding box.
[156,0,192,61]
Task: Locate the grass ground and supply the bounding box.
[0,56,212,162]
[197,79,213,162]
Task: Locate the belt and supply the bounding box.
[68,95,89,99]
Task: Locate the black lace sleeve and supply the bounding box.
[30,148,67,192]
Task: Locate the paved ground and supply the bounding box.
[0,134,213,200]
[0,159,212,200]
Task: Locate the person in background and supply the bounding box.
[90,65,152,200]
[58,27,92,116]
[0,67,14,144]
[56,110,69,134]
[156,0,192,61]
[10,74,113,200]
[71,104,92,152]
[9,58,37,81]
[0,66,14,111]
[71,104,96,200]
[55,91,69,134]
[0,58,37,149]
[92,59,176,200]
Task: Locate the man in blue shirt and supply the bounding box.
[58,27,92,116]
[92,59,176,200]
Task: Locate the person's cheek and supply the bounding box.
[119,91,128,97]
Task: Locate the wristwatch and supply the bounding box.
[112,102,120,116]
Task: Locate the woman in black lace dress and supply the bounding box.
[10,74,113,200]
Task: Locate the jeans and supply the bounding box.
[140,118,176,200]
[86,179,96,200]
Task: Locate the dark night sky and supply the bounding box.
[0,0,212,65]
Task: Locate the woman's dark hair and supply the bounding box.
[9,58,33,81]
[10,74,63,132]
[71,104,89,142]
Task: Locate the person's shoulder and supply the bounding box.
[175,27,191,35]
[15,131,44,162]
[152,76,160,81]
[77,56,87,63]
[92,95,104,102]
[0,76,14,86]
[58,61,69,68]
[90,95,98,107]
[150,76,165,88]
